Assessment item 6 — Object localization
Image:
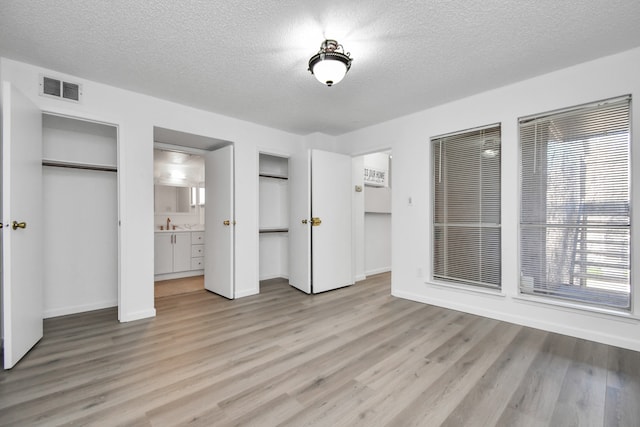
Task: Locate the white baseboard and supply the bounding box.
[365,267,391,276]
[44,300,118,319]
[391,289,640,352]
[355,274,367,282]
[259,274,289,281]
[235,288,259,298]
[120,308,156,322]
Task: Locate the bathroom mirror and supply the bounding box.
[154,185,191,213]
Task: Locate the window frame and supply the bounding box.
[430,123,503,291]
[517,95,632,312]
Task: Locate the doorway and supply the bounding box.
[152,127,234,300]
[258,153,289,291]
[353,150,392,282]
[42,114,120,318]
[153,147,205,297]
[2,82,122,369]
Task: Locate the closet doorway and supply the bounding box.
[2,82,121,369]
[258,153,289,290]
[42,114,119,318]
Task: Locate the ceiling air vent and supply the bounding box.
[39,75,82,102]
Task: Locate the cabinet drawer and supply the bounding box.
[191,231,205,244]
[191,257,204,270]
[191,244,205,257]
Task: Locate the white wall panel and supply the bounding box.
[43,167,117,317]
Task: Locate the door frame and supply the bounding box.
[151,130,235,302]
[152,142,209,286]
[41,111,123,320]
[350,147,393,284]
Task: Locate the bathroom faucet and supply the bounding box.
[167,217,171,230]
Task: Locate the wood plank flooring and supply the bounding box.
[1,273,639,426]
[155,275,204,298]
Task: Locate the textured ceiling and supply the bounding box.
[1,1,640,135]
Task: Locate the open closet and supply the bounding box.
[42,114,118,318]
[258,153,289,283]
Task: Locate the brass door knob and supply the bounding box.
[310,217,322,226]
[223,220,230,226]
[12,221,26,230]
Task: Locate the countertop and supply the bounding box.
[155,226,205,233]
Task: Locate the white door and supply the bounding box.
[289,149,353,294]
[204,145,234,299]
[288,149,311,293]
[2,82,43,369]
[311,150,353,293]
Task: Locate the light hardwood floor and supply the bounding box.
[155,275,204,298]
[1,273,639,426]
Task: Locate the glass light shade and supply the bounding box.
[311,58,348,86]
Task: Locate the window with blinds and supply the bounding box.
[519,96,631,310]
[432,125,501,289]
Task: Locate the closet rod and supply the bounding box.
[259,173,288,180]
[42,159,117,173]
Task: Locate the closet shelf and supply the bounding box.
[259,173,288,180]
[43,159,117,173]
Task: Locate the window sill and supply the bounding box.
[426,280,506,298]
[513,293,640,323]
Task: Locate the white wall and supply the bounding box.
[364,213,391,275]
[42,115,118,318]
[43,168,118,316]
[1,57,306,321]
[338,47,640,351]
[259,234,288,280]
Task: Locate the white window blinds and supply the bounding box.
[519,96,631,310]
[432,125,501,289]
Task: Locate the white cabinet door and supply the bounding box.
[172,232,192,273]
[205,145,234,299]
[154,233,173,275]
[2,82,44,369]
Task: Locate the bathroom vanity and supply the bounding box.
[154,229,205,279]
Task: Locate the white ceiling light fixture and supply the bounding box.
[308,39,353,87]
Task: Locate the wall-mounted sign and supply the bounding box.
[364,167,387,186]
